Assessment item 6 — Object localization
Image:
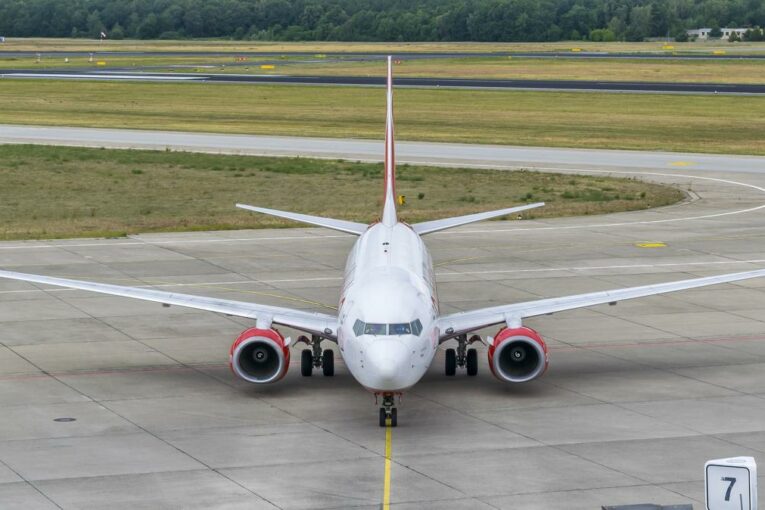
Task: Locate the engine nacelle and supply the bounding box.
[488,326,549,383]
[229,328,290,384]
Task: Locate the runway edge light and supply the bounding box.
[705,456,757,510]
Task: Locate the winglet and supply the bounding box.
[381,55,397,227]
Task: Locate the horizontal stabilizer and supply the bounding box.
[412,202,544,235]
[236,204,368,235]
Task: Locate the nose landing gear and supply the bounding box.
[378,393,398,427]
[297,335,334,377]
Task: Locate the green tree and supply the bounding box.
[110,23,125,39]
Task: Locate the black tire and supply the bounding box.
[379,408,387,427]
[390,408,398,427]
[466,348,478,376]
[445,348,456,376]
[301,349,313,377]
[322,349,334,376]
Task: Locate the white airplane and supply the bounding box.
[2,56,765,427]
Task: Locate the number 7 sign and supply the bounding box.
[706,457,757,510]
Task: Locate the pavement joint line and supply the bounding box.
[20,267,289,506]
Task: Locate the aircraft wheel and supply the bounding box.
[379,408,387,427]
[466,348,478,376]
[301,349,313,377]
[390,407,398,427]
[322,349,334,376]
[445,348,456,376]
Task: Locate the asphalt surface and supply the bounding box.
[2,128,765,509]
[2,124,764,174]
[2,68,763,94]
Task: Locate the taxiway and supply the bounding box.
[1,133,765,509]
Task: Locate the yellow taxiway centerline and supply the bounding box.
[383,420,392,509]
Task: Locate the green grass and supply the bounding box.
[1,79,764,155]
[0,145,683,240]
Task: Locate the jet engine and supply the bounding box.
[488,326,548,383]
[229,327,290,384]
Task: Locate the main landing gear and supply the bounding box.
[297,335,334,377]
[445,334,480,377]
[378,393,398,427]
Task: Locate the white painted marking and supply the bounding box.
[1,73,203,81]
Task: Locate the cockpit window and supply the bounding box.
[389,323,411,335]
[352,320,423,337]
[364,323,387,335]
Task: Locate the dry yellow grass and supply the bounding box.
[258,56,765,84]
[4,37,765,55]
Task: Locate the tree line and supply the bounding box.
[1,0,763,42]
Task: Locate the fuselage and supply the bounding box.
[337,222,439,392]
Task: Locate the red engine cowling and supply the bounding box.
[488,326,549,383]
[229,328,290,384]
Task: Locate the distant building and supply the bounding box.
[0,36,5,43]
[687,27,749,40]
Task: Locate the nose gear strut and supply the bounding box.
[377,392,398,427]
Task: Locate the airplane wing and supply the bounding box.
[412,203,544,235]
[437,268,765,340]
[0,269,338,339]
[236,204,368,235]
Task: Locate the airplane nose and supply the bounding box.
[366,340,410,388]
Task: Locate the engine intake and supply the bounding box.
[488,326,548,383]
[229,328,290,384]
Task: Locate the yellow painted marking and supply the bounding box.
[571,48,581,52]
[260,64,275,70]
[382,421,392,510]
[662,45,675,50]
[96,61,106,66]
[636,242,667,248]
[669,161,696,167]
[713,50,726,55]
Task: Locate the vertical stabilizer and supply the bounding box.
[381,55,397,227]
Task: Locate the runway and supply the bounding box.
[2,128,765,508]
[2,69,763,94]
[3,50,764,60]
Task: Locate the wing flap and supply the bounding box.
[0,269,337,338]
[438,268,765,340]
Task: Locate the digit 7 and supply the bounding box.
[722,476,736,501]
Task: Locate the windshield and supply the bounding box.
[352,319,423,337]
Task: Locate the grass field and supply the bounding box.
[5,37,765,55]
[0,145,682,240]
[1,79,763,155]
[251,56,765,84]
[6,54,764,85]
